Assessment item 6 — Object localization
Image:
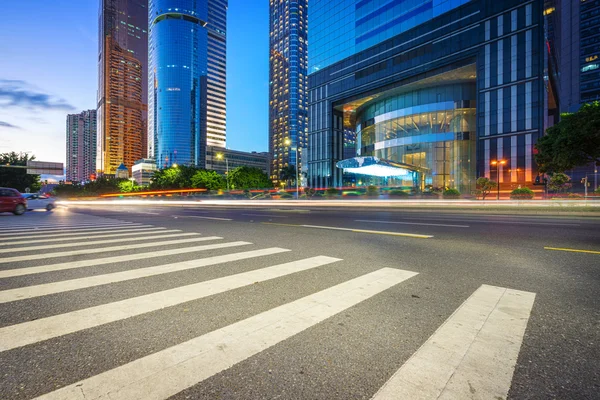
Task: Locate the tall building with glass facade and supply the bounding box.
[559,0,600,112]
[269,0,308,185]
[148,0,227,170]
[97,0,148,176]
[307,0,555,195]
[66,110,97,183]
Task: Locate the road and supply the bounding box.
[0,204,598,400]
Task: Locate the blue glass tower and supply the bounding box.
[148,1,211,169]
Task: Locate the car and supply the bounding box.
[22,193,56,211]
[0,187,27,215]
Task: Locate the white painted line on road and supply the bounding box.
[0,225,154,238]
[0,237,221,264]
[263,223,433,239]
[2,254,332,352]
[355,219,469,228]
[0,220,135,229]
[0,223,141,234]
[172,215,232,221]
[397,217,581,227]
[32,267,417,400]
[242,213,289,218]
[372,284,535,400]
[0,241,263,303]
[0,232,197,254]
[0,240,258,278]
[0,228,169,246]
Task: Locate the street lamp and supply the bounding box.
[490,159,507,200]
[215,153,229,191]
[284,137,299,199]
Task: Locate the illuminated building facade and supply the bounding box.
[308,0,553,194]
[97,0,148,176]
[66,110,97,183]
[148,0,227,170]
[206,147,270,175]
[269,0,308,185]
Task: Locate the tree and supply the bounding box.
[476,177,497,200]
[279,165,296,189]
[0,152,41,192]
[151,165,197,189]
[228,167,273,190]
[191,169,226,190]
[535,102,600,173]
[548,172,572,194]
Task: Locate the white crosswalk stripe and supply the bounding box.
[0,223,142,234]
[0,224,154,238]
[32,268,417,400]
[372,285,536,400]
[0,241,260,303]
[0,227,169,246]
[0,221,134,229]
[0,236,222,263]
[0,232,198,254]
[0,254,335,351]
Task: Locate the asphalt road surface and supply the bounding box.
[0,204,598,400]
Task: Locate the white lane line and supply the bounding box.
[242,213,289,218]
[372,284,536,400]
[302,224,433,239]
[0,225,154,238]
[32,267,417,400]
[0,232,197,254]
[0,228,169,246]
[0,242,261,303]
[0,237,220,264]
[355,219,469,228]
[396,217,580,227]
[172,215,232,221]
[0,240,255,278]
[2,253,330,352]
[0,223,141,234]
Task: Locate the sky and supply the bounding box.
[0,0,269,165]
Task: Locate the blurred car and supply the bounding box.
[22,193,56,211]
[0,187,27,215]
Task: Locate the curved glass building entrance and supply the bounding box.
[336,67,477,194]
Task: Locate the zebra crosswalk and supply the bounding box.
[0,213,536,399]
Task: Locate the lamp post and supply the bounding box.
[216,153,229,191]
[490,159,506,200]
[284,137,299,199]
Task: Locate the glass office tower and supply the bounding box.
[308,0,552,194]
[97,0,148,176]
[149,0,227,169]
[269,0,309,185]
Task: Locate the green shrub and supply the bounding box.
[389,189,409,197]
[325,187,340,197]
[279,192,293,199]
[366,185,379,197]
[343,191,362,197]
[595,187,600,194]
[443,188,461,198]
[568,193,583,199]
[510,187,535,200]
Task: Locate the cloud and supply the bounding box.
[0,79,75,111]
[0,121,20,129]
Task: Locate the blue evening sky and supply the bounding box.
[0,0,269,164]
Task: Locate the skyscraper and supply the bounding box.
[307,0,553,194]
[66,110,97,183]
[97,0,148,176]
[148,0,227,169]
[269,0,308,185]
[558,0,600,112]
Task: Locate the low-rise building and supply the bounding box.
[206,147,270,176]
[132,158,157,186]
